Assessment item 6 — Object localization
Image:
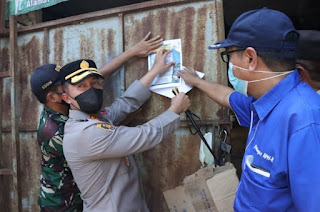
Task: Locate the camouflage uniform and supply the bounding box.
[37,107,83,212]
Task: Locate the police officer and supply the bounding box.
[296,30,320,94]
[178,8,320,212]
[60,49,190,211]
[30,32,164,211]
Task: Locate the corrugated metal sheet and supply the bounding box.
[0,0,227,211]
[124,1,226,211]
[48,17,124,106]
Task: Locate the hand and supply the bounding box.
[129,32,163,57]
[177,67,200,87]
[150,49,175,75]
[169,92,191,114]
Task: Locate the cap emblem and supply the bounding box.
[80,60,90,69]
[55,65,61,72]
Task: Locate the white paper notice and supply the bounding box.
[148,39,182,89]
[150,70,205,98]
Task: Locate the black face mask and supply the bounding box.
[55,92,70,109]
[75,88,103,114]
[58,100,71,109]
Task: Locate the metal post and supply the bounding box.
[119,13,126,94]
[9,15,21,212]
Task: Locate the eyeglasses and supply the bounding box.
[220,48,245,63]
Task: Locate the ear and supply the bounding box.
[297,65,311,82]
[61,93,72,104]
[46,91,57,103]
[245,47,258,71]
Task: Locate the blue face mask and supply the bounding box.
[228,62,248,96]
[228,62,294,96]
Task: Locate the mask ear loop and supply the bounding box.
[248,71,294,83]
[62,89,81,111]
[232,63,294,83]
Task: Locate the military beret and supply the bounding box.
[297,30,320,61]
[30,64,61,103]
[60,59,104,85]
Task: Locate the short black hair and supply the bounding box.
[256,50,296,71]
[236,32,298,71]
[256,32,298,71]
[62,82,70,94]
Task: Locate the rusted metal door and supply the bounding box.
[0,0,228,211]
[124,1,228,211]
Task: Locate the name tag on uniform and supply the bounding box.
[96,123,116,132]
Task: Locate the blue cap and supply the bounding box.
[30,64,61,103]
[209,8,298,51]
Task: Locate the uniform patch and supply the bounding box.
[100,109,108,115]
[89,114,102,121]
[96,123,116,132]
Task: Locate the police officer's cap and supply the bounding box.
[30,64,61,103]
[60,59,104,85]
[297,30,320,61]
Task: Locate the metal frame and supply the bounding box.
[9,15,21,212]
[0,14,21,212]
[0,0,207,37]
[0,0,230,210]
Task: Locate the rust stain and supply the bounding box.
[170,12,181,39]
[0,47,9,71]
[17,36,41,129]
[194,6,207,71]
[99,29,107,59]
[107,28,116,58]
[79,29,95,59]
[141,11,154,38]
[158,9,168,38]
[0,47,10,128]
[182,7,196,66]
[53,29,64,64]
[138,131,201,211]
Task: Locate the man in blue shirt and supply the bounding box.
[178,8,320,212]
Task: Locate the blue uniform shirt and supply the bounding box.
[230,70,320,212]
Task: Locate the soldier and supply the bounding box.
[59,49,190,211]
[30,33,163,211]
[31,64,83,211]
[296,30,320,94]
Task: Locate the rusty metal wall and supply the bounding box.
[47,17,124,105]
[0,0,227,211]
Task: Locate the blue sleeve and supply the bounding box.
[229,92,253,128]
[288,124,320,211]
